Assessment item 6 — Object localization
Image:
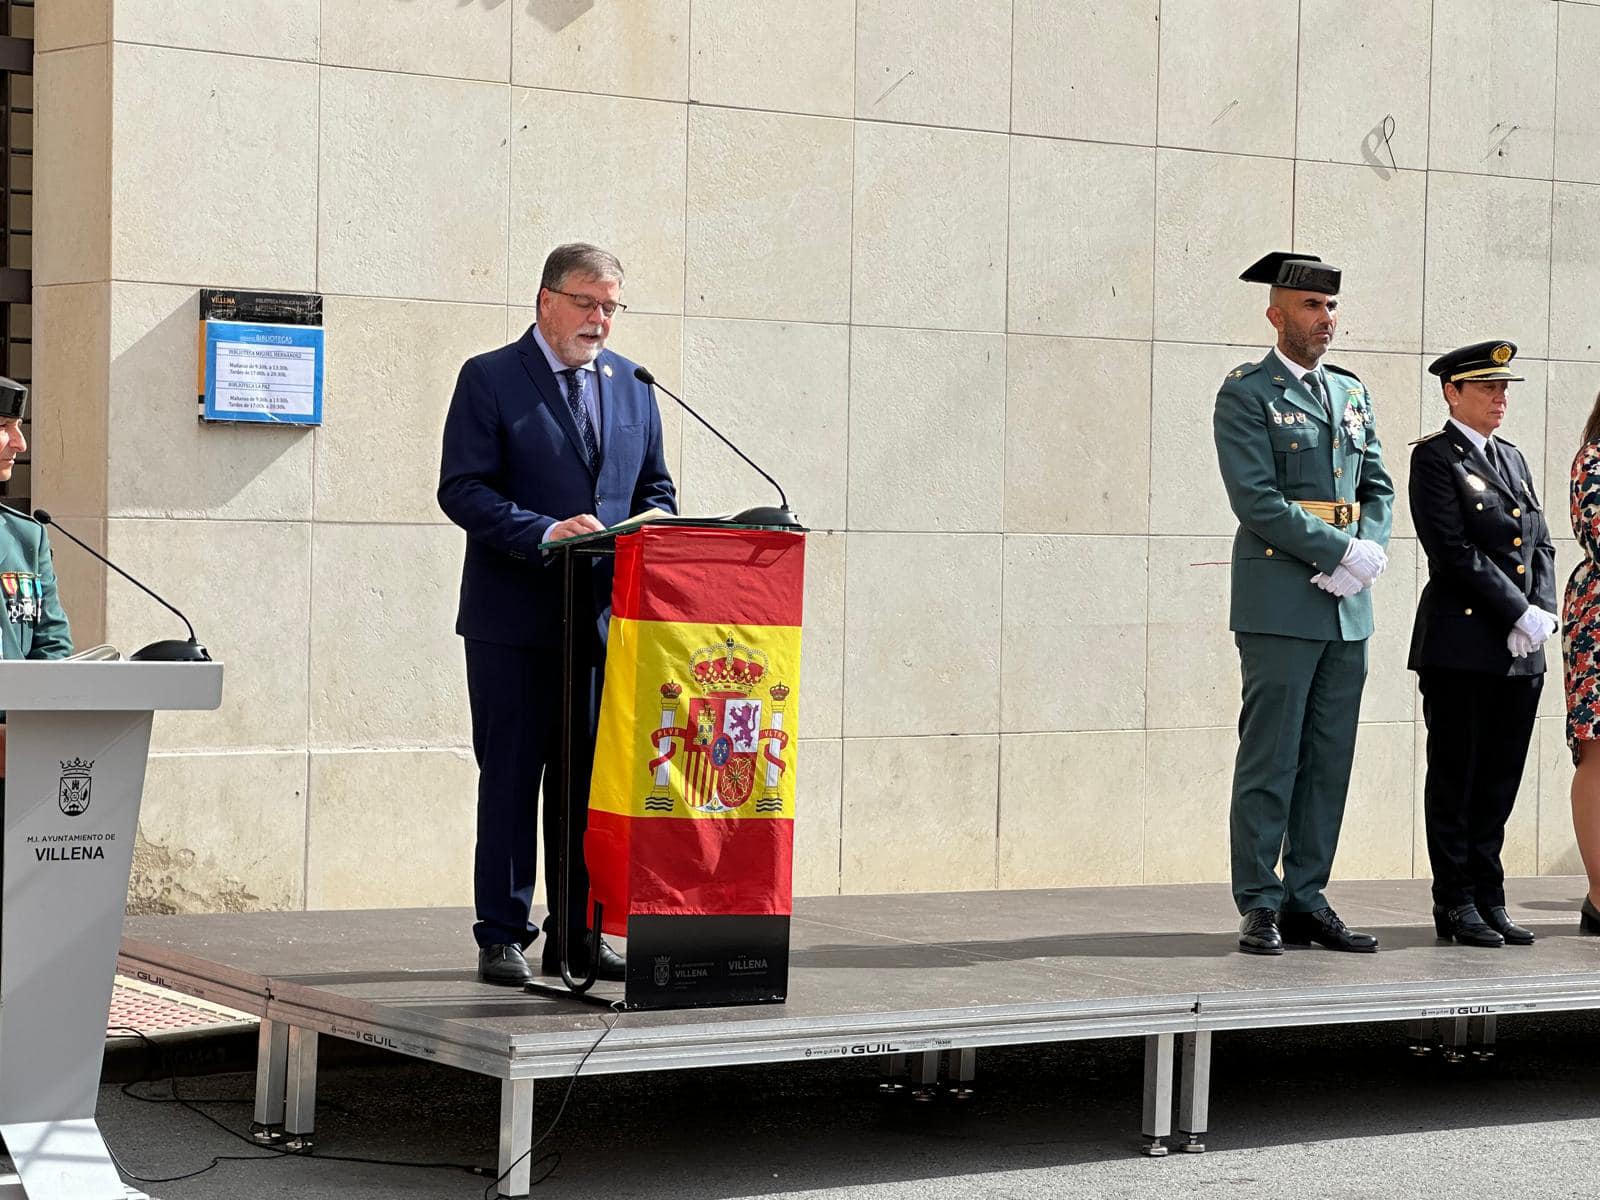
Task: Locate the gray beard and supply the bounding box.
[1280,331,1327,367]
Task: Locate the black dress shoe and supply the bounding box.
[478,943,534,986]
[1238,907,1283,955]
[1279,907,1378,953]
[1433,903,1503,947]
[541,935,626,982]
[1582,897,1600,935]
[1482,905,1534,945]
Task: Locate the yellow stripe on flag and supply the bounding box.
[591,616,802,821]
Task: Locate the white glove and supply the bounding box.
[1310,565,1365,598]
[1514,606,1559,646]
[1340,538,1388,585]
[1507,627,1536,658]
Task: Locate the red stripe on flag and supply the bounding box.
[611,526,805,626]
[585,809,793,935]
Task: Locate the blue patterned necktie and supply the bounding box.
[560,368,600,471]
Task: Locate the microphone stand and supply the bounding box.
[30,509,210,662]
[632,368,803,529]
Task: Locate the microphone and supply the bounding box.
[31,509,211,662]
[632,365,802,529]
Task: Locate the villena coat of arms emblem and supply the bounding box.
[58,757,93,817]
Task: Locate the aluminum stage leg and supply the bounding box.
[877,1052,907,1096]
[284,1026,319,1151]
[252,1019,289,1141]
[1442,1015,1469,1064]
[1177,1031,1211,1152]
[1407,1019,1434,1056]
[947,1047,976,1100]
[1141,1033,1173,1156]
[910,1050,940,1102]
[499,1078,535,1197]
[1469,1015,1497,1060]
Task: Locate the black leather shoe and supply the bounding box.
[478,943,534,986]
[1482,905,1533,945]
[1238,907,1283,955]
[1433,903,1503,947]
[1582,897,1600,935]
[1279,907,1378,953]
[541,935,626,982]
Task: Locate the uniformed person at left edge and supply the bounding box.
[0,376,73,801]
[1213,252,1395,957]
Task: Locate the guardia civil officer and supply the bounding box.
[1213,253,1395,956]
[0,377,73,803]
[1409,341,1555,947]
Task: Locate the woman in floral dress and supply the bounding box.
[1563,392,1600,933]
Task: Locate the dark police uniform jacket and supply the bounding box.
[1407,423,1556,676]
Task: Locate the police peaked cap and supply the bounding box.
[1239,251,1341,296]
[1427,340,1525,384]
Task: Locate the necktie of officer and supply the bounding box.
[1485,439,1500,479]
[559,368,601,472]
[1305,369,1331,419]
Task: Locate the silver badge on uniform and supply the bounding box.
[1466,473,1486,491]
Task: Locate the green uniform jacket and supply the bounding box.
[0,508,71,663]
[1213,351,1395,641]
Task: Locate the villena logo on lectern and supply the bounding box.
[58,757,93,817]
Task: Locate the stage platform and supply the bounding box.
[118,877,1600,1197]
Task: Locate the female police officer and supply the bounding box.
[1409,342,1555,947]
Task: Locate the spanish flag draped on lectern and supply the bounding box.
[585,523,804,1008]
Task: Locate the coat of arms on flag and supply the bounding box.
[644,640,792,815]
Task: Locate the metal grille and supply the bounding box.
[109,978,255,1036]
[0,0,30,511]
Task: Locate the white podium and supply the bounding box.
[0,661,223,1200]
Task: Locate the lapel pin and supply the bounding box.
[602,363,613,378]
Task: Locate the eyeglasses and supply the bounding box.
[546,288,628,318]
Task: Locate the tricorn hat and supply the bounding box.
[1239,251,1341,296]
[0,376,24,421]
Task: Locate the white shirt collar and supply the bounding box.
[531,324,597,378]
[1270,346,1320,383]
[1447,416,1490,454]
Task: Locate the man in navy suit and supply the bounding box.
[439,243,676,985]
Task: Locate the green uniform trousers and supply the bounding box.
[1230,631,1368,914]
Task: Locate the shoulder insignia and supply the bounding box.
[1226,361,1261,382]
[1408,430,1446,446]
[1323,362,1362,382]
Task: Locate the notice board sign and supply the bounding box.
[197,288,324,426]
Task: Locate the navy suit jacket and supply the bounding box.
[438,326,676,648]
